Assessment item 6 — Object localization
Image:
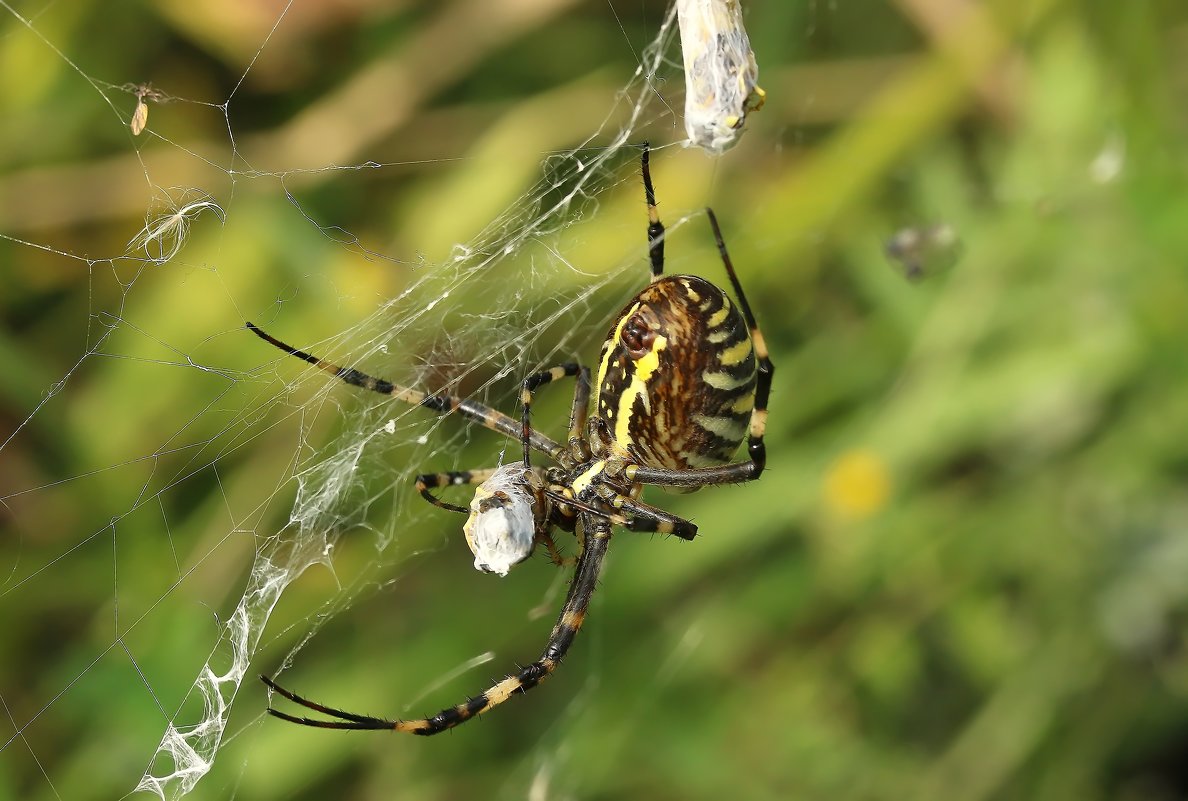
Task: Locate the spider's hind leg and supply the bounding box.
[246,321,564,459]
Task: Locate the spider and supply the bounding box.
[252,145,773,736]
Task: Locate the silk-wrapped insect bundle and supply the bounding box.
[676,0,765,154]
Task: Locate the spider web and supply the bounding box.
[0,1,785,798]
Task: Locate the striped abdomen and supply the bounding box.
[593,274,756,470]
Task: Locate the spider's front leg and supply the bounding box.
[247,322,565,460]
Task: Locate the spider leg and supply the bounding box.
[519,364,583,466]
[247,322,564,459]
[543,486,697,540]
[626,461,756,488]
[640,143,665,280]
[705,209,773,477]
[261,516,612,735]
[537,529,575,567]
[593,486,698,540]
[261,674,397,731]
[628,209,774,488]
[566,366,592,460]
[414,468,500,513]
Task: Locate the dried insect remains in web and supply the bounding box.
[124,82,167,136]
[253,145,775,736]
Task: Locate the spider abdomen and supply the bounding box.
[593,274,756,470]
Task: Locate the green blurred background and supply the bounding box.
[3,0,1188,799]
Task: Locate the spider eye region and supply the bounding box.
[463,464,542,576]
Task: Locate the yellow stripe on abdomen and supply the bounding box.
[717,337,752,366]
[612,333,668,455]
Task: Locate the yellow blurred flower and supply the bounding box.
[823,449,892,520]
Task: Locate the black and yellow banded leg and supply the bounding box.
[520,364,582,466]
[247,322,564,461]
[592,485,698,540]
[538,487,694,540]
[640,143,665,280]
[413,468,499,514]
[706,209,773,478]
[260,516,613,736]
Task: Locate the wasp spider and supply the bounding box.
[253,145,773,736]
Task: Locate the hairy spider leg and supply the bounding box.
[246,322,563,460]
[261,515,612,735]
[417,365,589,506]
[535,528,574,568]
[626,208,774,488]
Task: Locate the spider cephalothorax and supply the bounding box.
[255,145,773,736]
